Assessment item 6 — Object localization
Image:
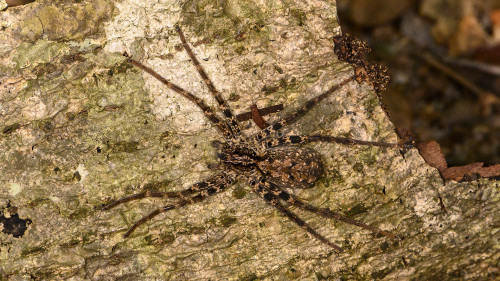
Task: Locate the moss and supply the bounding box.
[370,267,391,280]
[219,215,238,227]
[237,273,258,281]
[144,233,176,246]
[352,162,364,173]
[108,141,140,153]
[17,1,113,42]
[68,206,90,220]
[12,40,69,69]
[232,185,247,199]
[344,203,368,217]
[2,123,21,135]
[21,246,45,256]
[290,8,307,26]
[17,16,43,42]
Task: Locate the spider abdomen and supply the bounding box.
[258,146,324,189]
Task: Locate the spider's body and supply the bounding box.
[103,26,402,251]
[214,136,324,189]
[256,146,324,189]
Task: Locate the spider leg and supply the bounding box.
[102,172,228,210]
[249,177,343,251]
[263,181,399,239]
[175,25,242,139]
[102,190,192,210]
[253,76,355,142]
[104,171,236,237]
[126,57,235,142]
[263,135,402,149]
[122,194,208,237]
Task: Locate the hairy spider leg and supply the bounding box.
[123,197,199,238]
[264,135,401,149]
[253,75,355,143]
[102,172,229,210]
[175,25,242,139]
[127,58,235,142]
[105,171,236,237]
[249,176,343,251]
[262,180,399,239]
[102,190,190,210]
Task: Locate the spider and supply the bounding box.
[103,25,403,252]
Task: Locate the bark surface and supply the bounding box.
[0,0,498,280]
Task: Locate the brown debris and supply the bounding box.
[333,34,390,93]
[250,104,269,129]
[236,104,284,124]
[417,141,447,172]
[417,140,500,182]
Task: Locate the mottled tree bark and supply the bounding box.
[0,0,498,280]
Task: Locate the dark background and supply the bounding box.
[337,0,500,166]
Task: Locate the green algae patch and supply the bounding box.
[12,40,69,69]
[17,0,113,42]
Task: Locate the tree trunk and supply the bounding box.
[0,0,498,280]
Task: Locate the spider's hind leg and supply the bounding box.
[102,190,190,210]
[102,180,201,211]
[250,177,343,251]
[122,194,203,238]
[264,181,399,240]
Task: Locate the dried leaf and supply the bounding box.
[418,140,500,181]
[417,141,447,172]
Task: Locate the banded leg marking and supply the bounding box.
[263,135,402,149]
[175,25,242,139]
[253,76,355,142]
[248,177,343,251]
[104,172,236,237]
[262,182,399,239]
[126,58,234,141]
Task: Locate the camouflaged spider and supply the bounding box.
[102,25,402,252]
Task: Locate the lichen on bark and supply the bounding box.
[0,0,499,280]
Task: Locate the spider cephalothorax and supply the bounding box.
[103,25,403,252]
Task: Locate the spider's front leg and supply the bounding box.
[253,75,355,143]
[250,74,413,150]
[175,25,242,138]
